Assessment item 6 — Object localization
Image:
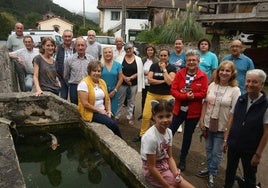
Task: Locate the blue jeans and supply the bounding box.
[69,84,78,105]
[205,131,224,176]
[169,111,199,160]
[59,78,69,100]
[13,59,26,92]
[25,74,33,92]
[92,113,122,138]
[224,147,257,188]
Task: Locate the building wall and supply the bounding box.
[38,18,73,35]
[100,9,148,42]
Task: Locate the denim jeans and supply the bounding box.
[205,131,224,176]
[169,111,199,160]
[25,74,33,92]
[13,59,26,92]
[92,113,122,138]
[115,84,137,120]
[224,147,257,188]
[69,84,78,105]
[59,78,69,100]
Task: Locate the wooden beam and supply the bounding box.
[198,0,268,6]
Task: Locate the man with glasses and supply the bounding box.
[222,40,254,94]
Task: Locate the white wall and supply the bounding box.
[101,9,148,42]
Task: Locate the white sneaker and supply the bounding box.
[177,125,183,133]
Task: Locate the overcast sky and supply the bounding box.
[53,0,98,13]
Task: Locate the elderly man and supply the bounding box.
[64,37,95,105]
[56,29,76,100]
[9,35,39,91]
[113,36,125,60]
[223,69,268,188]
[7,22,26,91]
[222,40,254,94]
[85,30,102,60]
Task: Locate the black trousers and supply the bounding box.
[224,147,257,188]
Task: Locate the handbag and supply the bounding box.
[209,118,219,132]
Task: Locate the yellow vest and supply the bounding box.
[77,76,110,121]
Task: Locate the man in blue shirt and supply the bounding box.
[222,40,254,94]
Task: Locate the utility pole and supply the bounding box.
[121,0,126,41]
[83,0,86,28]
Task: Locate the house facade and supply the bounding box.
[36,14,74,36]
[98,0,149,42]
[97,0,186,42]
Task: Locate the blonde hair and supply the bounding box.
[214,60,238,87]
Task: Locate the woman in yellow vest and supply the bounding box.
[77,61,122,137]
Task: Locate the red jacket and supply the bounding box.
[171,68,208,118]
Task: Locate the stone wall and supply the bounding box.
[0,93,150,188]
[0,45,18,93]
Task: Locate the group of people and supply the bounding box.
[7,22,268,188]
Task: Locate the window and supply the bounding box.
[111,11,120,20]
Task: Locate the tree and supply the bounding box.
[24,12,42,29]
[0,12,16,40]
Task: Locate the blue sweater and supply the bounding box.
[228,92,268,153]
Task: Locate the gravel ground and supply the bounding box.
[118,92,268,188]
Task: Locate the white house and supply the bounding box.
[97,0,149,42]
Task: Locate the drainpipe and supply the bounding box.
[0,117,16,129]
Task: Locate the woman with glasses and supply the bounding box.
[169,49,208,172]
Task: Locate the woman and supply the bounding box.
[115,42,144,126]
[197,61,241,187]
[223,69,268,188]
[169,49,208,172]
[133,49,176,142]
[101,46,123,115]
[197,38,218,82]
[33,37,60,96]
[138,44,159,120]
[141,99,194,188]
[77,61,122,137]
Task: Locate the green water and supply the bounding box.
[13,129,127,188]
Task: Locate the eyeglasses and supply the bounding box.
[231,45,242,48]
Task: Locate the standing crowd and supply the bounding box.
[7,22,268,188]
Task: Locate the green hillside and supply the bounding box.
[0,0,98,39]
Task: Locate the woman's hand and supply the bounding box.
[35,90,43,96]
[109,90,116,98]
[222,142,228,153]
[251,154,261,166]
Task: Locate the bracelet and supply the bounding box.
[114,88,117,92]
[224,139,227,143]
[255,153,261,158]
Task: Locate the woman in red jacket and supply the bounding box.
[169,49,208,172]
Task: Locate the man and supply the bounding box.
[64,37,95,105]
[113,36,125,60]
[169,38,186,71]
[222,39,254,94]
[56,29,76,100]
[223,69,268,188]
[85,30,102,60]
[9,36,39,91]
[7,22,26,91]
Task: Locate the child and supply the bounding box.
[140,99,194,188]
